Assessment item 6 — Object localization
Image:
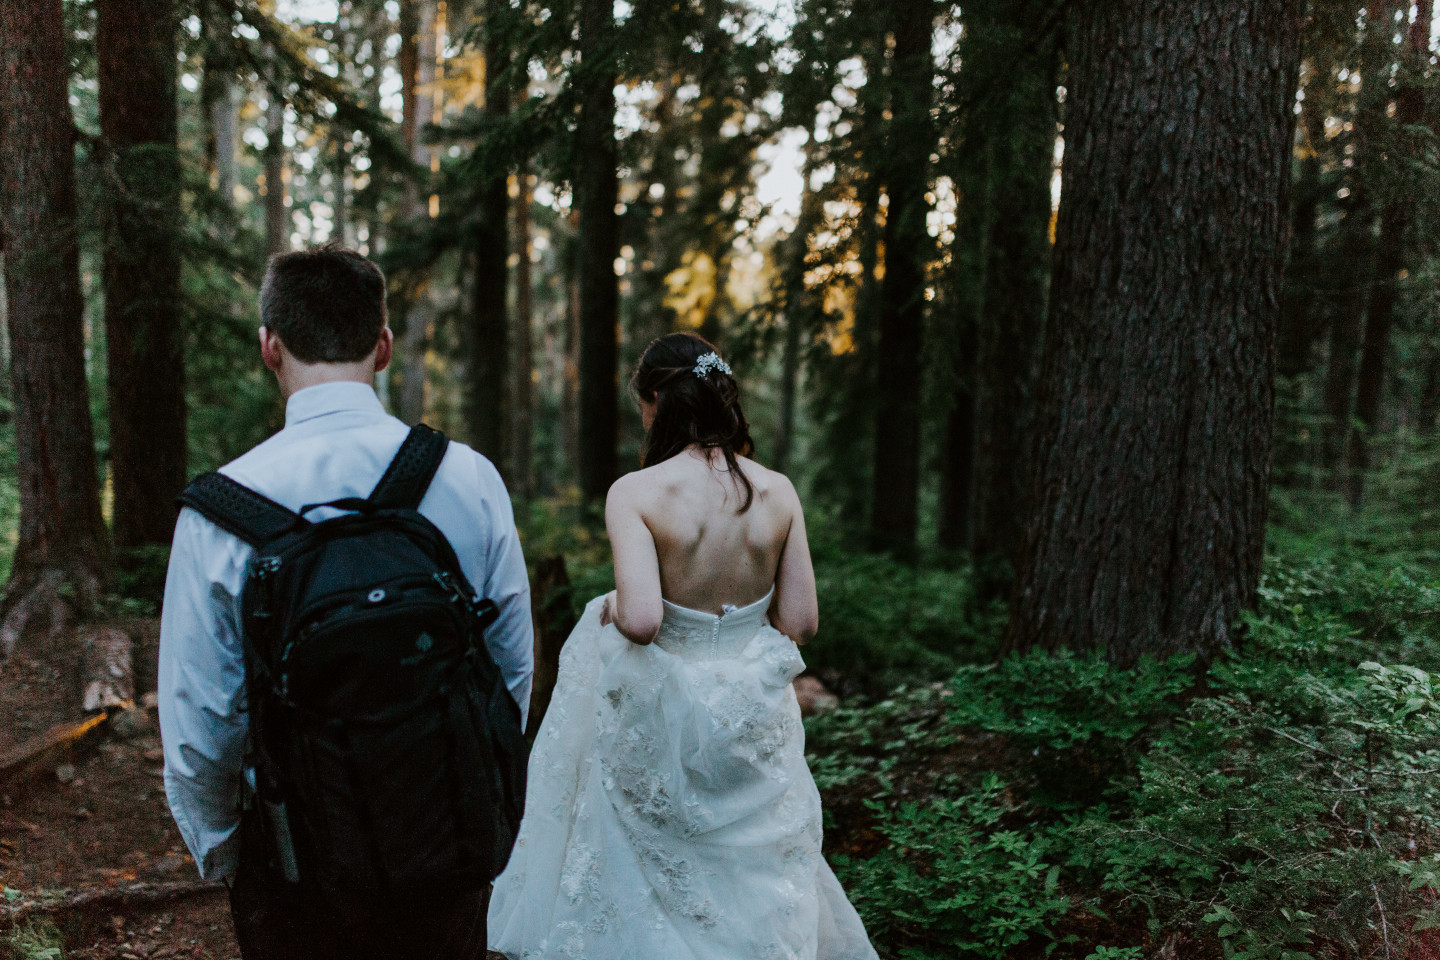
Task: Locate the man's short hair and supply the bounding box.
[260,244,387,363]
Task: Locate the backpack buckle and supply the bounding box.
[250,556,282,619]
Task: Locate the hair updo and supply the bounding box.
[632,332,755,511]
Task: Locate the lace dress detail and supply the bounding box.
[488,592,878,960]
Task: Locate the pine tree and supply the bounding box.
[98,0,188,546]
[868,0,937,558]
[575,0,620,500]
[1006,0,1305,665]
[0,0,109,651]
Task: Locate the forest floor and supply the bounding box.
[5,608,1439,959]
[0,621,240,960]
[0,617,507,960]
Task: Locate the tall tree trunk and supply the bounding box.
[831,172,882,523]
[468,5,511,474]
[1321,1,1395,483]
[1005,0,1304,666]
[331,143,349,247]
[563,240,582,487]
[201,1,238,238]
[1347,0,1431,504]
[868,0,936,558]
[512,170,534,498]
[938,143,994,553]
[1276,105,1323,381]
[1320,228,1366,472]
[628,74,681,354]
[774,138,824,474]
[969,17,1058,584]
[576,0,620,499]
[0,0,109,651]
[264,91,289,257]
[99,0,187,547]
[397,0,438,425]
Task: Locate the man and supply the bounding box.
[158,245,532,957]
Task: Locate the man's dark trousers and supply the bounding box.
[228,811,492,960]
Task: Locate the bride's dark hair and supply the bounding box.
[632,332,755,511]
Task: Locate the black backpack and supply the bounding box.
[177,424,527,907]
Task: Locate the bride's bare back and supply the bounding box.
[604,446,818,645]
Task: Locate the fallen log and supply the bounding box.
[81,625,134,712]
[0,879,223,929]
[0,713,109,787]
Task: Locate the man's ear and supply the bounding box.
[259,326,284,373]
[374,326,394,373]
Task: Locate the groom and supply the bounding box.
[157,244,533,958]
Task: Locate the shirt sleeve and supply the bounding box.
[475,462,535,729]
[157,508,250,881]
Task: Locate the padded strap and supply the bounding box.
[178,473,306,546]
[368,424,450,510]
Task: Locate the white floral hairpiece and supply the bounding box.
[692,352,732,378]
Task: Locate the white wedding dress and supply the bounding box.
[488,590,879,960]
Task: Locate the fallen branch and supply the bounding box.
[0,714,108,786]
[0,880,223,929]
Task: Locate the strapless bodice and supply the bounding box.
[653,588,775,661]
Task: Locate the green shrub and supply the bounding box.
[802,531,1003,693]
[809,549,1440,958]
[7,918,64,960]
[834,774,1070,958]
[1065,567,1440,959]
[947,650,1195,806]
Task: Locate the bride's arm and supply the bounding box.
[769,478,819,645]
[604,476,664,645]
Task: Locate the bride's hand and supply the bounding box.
[600,590,618,627]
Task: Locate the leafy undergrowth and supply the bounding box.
[808,554,1440,959]
[526,502,1001,696]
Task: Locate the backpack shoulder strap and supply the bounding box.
[178,473,306,546]
[368,424,450,510]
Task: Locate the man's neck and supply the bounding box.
[278,365,376,401]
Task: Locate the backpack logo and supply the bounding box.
[401,632,434,666]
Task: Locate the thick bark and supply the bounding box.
[1006,0,1304,666]
[576,0,620,499]
[868,0,936,558]
[0,0,108,650]
[511,171,534,498]
[98,0,187,548]
[1347,0,1432,504]
[468,9,511,474]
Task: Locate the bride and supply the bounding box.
[488,332,878,960]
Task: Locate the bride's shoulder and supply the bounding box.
[736,457,800,507]
[606,460,676,510]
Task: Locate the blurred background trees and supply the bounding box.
[1,0,1438,664]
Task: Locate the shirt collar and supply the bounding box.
[284,381,386,427]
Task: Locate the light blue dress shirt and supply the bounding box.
[157,382,534,880]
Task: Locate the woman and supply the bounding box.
[488,333,877,960]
